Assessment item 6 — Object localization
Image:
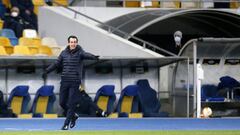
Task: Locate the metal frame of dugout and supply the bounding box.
[175,38,240,118]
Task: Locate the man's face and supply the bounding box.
[68,38,78,50]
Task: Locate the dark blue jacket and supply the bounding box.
[45,45,98,82]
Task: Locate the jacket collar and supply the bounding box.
[66,45,80,53]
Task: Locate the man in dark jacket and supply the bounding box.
[42,35,99,130]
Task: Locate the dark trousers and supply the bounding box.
[63,90,103,125]
[59,81,81,116]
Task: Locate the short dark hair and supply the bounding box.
[68,35,78,43]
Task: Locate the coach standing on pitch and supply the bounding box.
[42,35,99,128]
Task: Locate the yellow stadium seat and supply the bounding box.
[13,45,38,56]
[49,47,61,56]
[0,37,13,55]
[181,1,200,8]
[0,46,8,56]
[116,85,143,118]
[53,0,68,6]
[2,0,10,8]
[97,96,109,111]
[22,29,38,38]
[0,20,4,30]
[42,37,61,56]
[32,0,46,15]
[4,46,13,55]
[37,45,53,56]
[230,0,240,8]
[0,37,12,46]
[42,37,58,47]
[19,37,41,46]
[161,1,181,8]
[125,1,141,7]
[31,85,57,118]
[8,85,32,118]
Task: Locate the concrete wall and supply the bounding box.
[38,7,161,58]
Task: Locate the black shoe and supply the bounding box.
[70,114,78,128]
[61,124,69,130]
[46,2,53,6]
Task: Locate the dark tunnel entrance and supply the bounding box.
[104,9,240,55]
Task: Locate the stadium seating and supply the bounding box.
[31,85,57,118]
[161,1,180,8]
[12,45,38,56]
[22,29,38,39]
[141,1,160,8]
[181,1,200,8]
[0,37,13,55]
[230,0,240,8]
[19,37,41,46]
[53,0,68,6]
[1,29,17,38]
[0,46,8,55]
[1,29,19,46]
[116,85,143,118]
[42,37,61,56]
[0,20,3,30]
[125,1,140,7]
[137,79,169,117]
[17,37,53,56]
[7,85,32,118]
[32,0,46,15]
[37,45,53,56]
[94,85,116,117]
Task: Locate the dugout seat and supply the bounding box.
[7,85,32,118]
[137,79,169,117]
[201,84,225,102]
[31,85,57,118]
[116,85,142,118]
[94,85,116,117]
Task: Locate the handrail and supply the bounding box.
[52,1,177,56]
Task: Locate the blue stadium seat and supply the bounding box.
[137,79,168,117]
[31,85,57,118]
[7,85,31,116]
[1,28,18,46]
[94,85,116,114]
[201,84,225,102]
[116,85,142,118]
